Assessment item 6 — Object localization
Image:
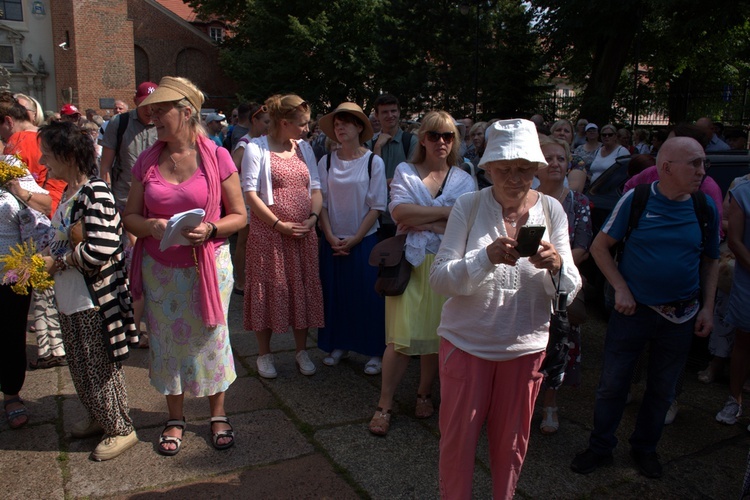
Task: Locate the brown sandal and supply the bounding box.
[368,407,392,436]
[415,394,434,419]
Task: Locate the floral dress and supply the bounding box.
[245,147,324,333]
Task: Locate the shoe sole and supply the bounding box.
[90,433,138,461]
[716,414,739,425]
[258,370,277,379]
[297,364,316,376]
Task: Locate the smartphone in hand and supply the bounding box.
[515,225,545,257]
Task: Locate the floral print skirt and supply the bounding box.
[142,244,236,397]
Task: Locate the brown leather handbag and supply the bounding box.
[368,234,411,297]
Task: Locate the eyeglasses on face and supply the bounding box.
[600,132,615,138]
[425,131,455,143]
[666,157,711,170]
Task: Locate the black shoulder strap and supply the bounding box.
[691,190,711,251]
[615,182,651,262]
[327,151,374,180]
[626,183,652,238]
[401,131,412,159]
[114,112,130,159]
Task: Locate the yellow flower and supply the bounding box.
[0,240,54,295]
[0,156,29,185]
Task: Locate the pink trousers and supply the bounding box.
[438,338,544,500]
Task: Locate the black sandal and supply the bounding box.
[29,355,68,370]
[158,418,186,456]
[210,416,235,450]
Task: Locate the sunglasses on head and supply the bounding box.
[425,131,455,143]
[251,105,268,119]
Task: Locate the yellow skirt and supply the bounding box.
[385,254,446,355]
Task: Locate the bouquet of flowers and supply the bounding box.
[0,240,54,295]
[0,154,28,185]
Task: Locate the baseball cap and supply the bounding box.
[205,112,226,123]
[135,82,158,105]
[60,104,81,116]
[585,123,599,131]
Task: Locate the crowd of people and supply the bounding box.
[1,81,750,498]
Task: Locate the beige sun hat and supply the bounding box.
[138,76,204,112]
[478,119,548,169]
[318,102,374,144]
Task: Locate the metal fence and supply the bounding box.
[535,84,750,128]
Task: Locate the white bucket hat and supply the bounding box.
[478,119,547,169]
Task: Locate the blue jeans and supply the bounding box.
[589,304,694,455]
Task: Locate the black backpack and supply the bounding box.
[367,131,412,160]
[616,183,712,261]
[111,112,130,183]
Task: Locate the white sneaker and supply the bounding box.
[295,350,316,376]
[664,400,678,425]
[716,395,742,424]
[256,353,277,379]
[322,349,348,366]
[364,357,382,375]
[91,430,138,461]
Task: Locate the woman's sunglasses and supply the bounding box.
[251,105,268,119]
[600,132,615,138]
[426,131,455,143]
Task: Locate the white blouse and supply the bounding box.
[389,162,475,267]
[430,188,581,361]
[317,151,387,238]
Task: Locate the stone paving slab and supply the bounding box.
[315,421,493,499]
[112,454,359,500]
[66,410,314,498]
[0,423,65,499]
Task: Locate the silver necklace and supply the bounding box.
[503,196,528,228]
[169,150,193,173]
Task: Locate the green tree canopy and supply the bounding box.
[187,0,548,119]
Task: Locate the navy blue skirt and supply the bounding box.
[318,233,385,357]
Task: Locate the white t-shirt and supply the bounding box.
[317,151,387,238]
[49,189,95,315]
[590,145,628,183]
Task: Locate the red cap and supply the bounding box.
[135,82,158,105]
[60,104,81,116]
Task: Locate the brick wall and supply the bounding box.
[49,0,237,116]
[129,0,238,114]
[50,0,135,114]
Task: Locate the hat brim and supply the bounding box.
[139,87,187,108]
[319,103,374,145]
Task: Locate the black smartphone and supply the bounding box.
[515,225,546,257]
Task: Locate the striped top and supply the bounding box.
[69,178,137,362]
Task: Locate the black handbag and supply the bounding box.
[368,234,411,297]
[540,265,572,390]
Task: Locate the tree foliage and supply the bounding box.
[187,0,548,119]
[532,0,750,125]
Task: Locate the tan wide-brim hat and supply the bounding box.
[138,76,205,112]
[319,102,374,144]
[478,119,548,169]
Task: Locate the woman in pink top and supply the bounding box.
[123,77,246,456]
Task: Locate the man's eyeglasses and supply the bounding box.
[666,157,711,170]
[425,131,455,143]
